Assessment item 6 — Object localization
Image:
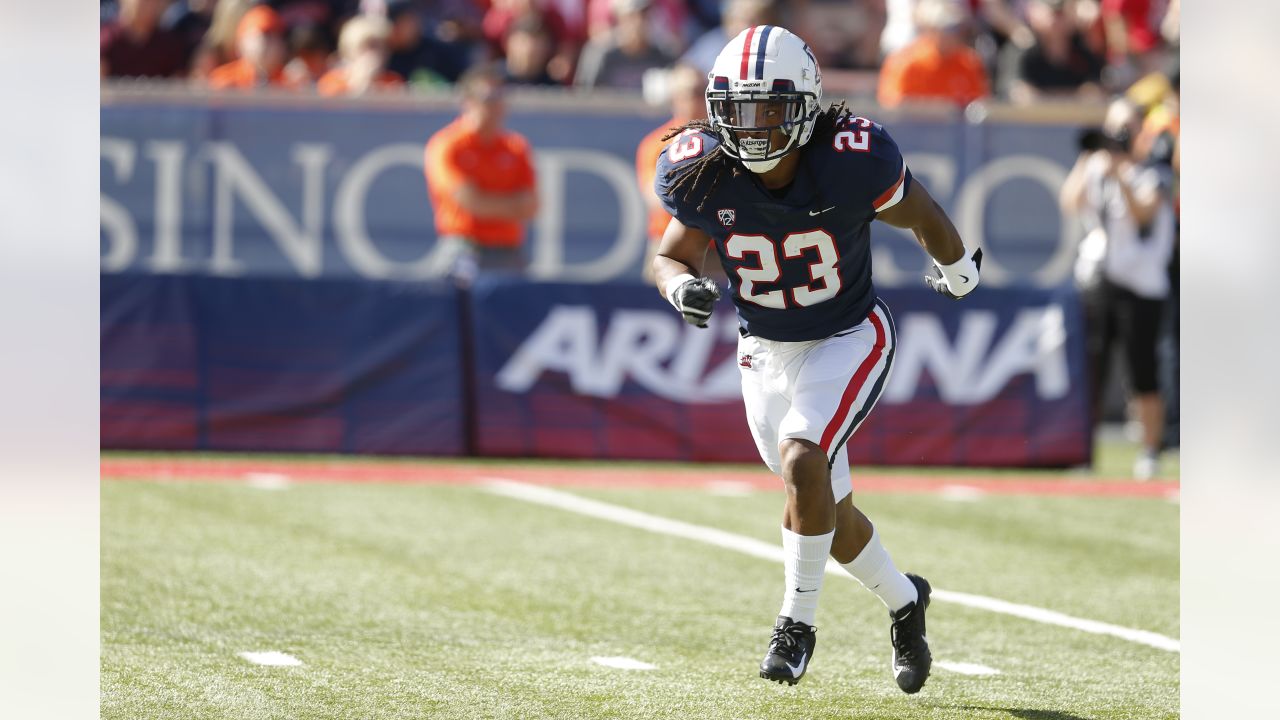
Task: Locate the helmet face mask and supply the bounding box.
[706,26,823,174]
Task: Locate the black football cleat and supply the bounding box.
[759,616,817,686]
[889,573,933,694]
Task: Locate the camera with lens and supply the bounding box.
[1077,125,1132,154]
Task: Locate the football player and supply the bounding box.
[652,25,983,693]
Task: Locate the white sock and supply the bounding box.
[779,526,834,626]
[839,527,918,612]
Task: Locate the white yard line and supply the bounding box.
[482,478,1180,654]
[238,651,303,666]
[704,480,757,497]
[938,485,987,502]
[937,661,1001,676]
[930,588,1180,652]
[591,656,657,670]
[244,472,291,490]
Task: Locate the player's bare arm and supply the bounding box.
[876,179,983,299]
[875,177,964,263]
[652,215,710,281]
[652,217,721,328]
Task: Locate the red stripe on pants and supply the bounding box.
[819,311,886,454]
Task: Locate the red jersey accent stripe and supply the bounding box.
[873,163,907,211]
[740,26,757,80]
[819,311,887,453]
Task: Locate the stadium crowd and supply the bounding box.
[102,0,1178,104]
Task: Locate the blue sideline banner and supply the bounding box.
[470,278,1090,466]
[101,274,466,455]
[101,101,1082,286]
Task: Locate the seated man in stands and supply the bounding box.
[318,14,405,97]
[207,6,295,91]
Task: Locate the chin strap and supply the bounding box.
[742,156,783,173]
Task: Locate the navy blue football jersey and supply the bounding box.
[656,116,912,341]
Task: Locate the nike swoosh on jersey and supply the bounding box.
[808,206,836,216]
[786,654,808,677]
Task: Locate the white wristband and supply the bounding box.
[935,253,980,297]
[665,273,697,307]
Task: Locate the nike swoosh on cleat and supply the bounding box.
[808,206,836,216]
[794,588,816,593]
[786,655,808,677]
[959,275,969,283]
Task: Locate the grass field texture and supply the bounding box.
[102,447,1179,719]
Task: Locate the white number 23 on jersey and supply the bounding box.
[725,230,842,308]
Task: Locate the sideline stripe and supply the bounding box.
[483,479,1180,654]
[101,458,1181,498]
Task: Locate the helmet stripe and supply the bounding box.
[754,25,774,80]
[739,25,757,80]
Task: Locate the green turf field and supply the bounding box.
[102,451,1179,720]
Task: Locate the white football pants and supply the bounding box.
[737,299,897,502]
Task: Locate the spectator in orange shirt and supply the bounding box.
[317,15,405,97]
[207,5,293,90]
[878,0,990,109]
[423,65,539,282]
[635,64,707,281]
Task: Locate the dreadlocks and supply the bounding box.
[660,101,852,212]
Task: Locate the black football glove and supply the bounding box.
[671,276,721,328]
[925,247,983,300]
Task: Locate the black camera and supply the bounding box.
[1077,125,1132,154]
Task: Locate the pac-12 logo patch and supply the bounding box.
[718,208,736,227]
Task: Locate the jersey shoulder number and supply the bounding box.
[655,128,721,226]
[831,115,876,153]
[823,115,909,214]
[666,128,706,163]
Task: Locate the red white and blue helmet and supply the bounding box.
[706,25,823,173]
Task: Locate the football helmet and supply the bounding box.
[706,25,823,173]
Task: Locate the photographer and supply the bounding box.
[1060,97,1176,479]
